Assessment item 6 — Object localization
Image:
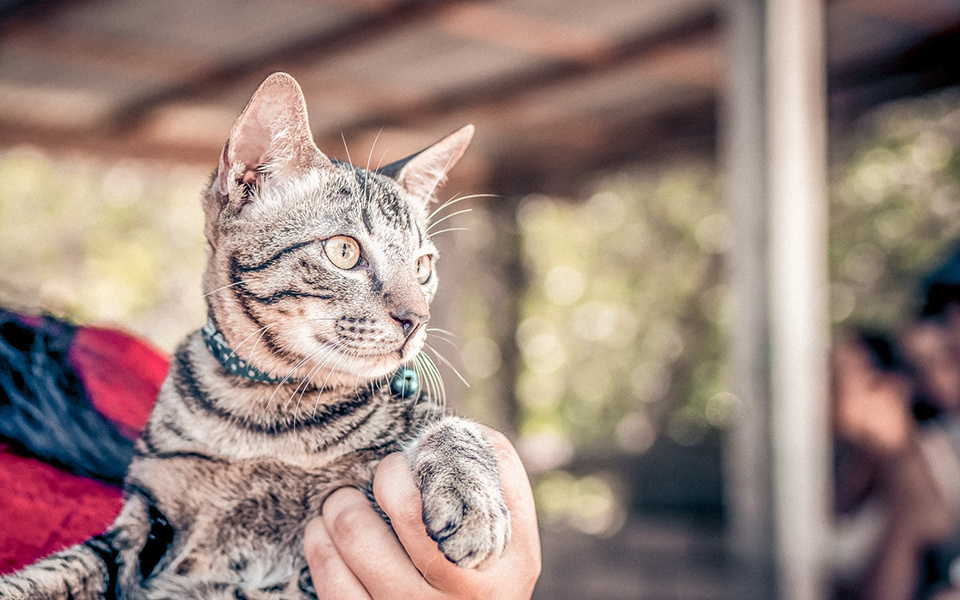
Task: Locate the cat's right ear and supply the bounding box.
[210,72,328,218]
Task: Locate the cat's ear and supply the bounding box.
[379,125,474,212]
[215,72,328,205]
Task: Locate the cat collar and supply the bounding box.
[201,318,420,398]
[390,367,419,399]
[201,318,287,384]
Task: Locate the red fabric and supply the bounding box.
[68,326,168,436]
[0,325,168,575]
[0,443,123,574]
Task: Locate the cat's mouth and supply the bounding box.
[302,334,424,381]
[399,324,425,357]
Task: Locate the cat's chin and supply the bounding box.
[335,347,421,383]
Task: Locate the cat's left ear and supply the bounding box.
[215,72,329,208]
[379,125,474,213]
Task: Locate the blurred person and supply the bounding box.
[832,245,960,600]
[832,331,957,600]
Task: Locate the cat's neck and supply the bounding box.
[199,315,382,394]
[139,332,413,468]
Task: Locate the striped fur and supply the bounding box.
[0,73,508,599]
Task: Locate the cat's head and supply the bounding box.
[201,72,472,387]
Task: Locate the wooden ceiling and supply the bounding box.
[1,0,959,195]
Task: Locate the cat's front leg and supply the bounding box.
[0,536,115,600]
[405,417,511,570]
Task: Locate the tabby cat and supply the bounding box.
[0,72,509,600]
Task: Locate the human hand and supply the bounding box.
[304,426,541,600]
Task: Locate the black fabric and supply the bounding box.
[0,309,134,483]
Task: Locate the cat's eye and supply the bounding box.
[323,236,361,269]
[415,255,433,285]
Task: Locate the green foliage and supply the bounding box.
[513,167,730,453]
[0,148,208,350]
[830,90,960,328]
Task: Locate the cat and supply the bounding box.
[0,72,510,600]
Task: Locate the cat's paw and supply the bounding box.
[408,418,511,570]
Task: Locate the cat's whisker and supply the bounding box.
[415,352,446,408]
[427,332,461,353]
[288,340,349,417]
[427,193,500,223]
[366,128,384,174]
[412,354,431,403]
[424,343,470,388]
[202,280,249,298]
[424,359,444,408]
[426,355,446,403]
[424,329,465,364]
[340,133,353,166]
[332,352,362,396]
[426,208,472,233]
[276,349,329,408]
[425,327,457,337]
[247,324,276,357]
[227,324,274,359]
[425,227,470,237]
[412,356,432,406]
[311,348,354,417]
[291,338,348,397]
[268,344,332,409]
[287,349,333,410]
[374,148,389,173]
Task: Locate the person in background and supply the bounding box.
[833,245,960,600]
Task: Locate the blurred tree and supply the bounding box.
[830,89,960,327]
[0,148,208,351]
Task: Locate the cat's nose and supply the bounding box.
[391,310,426,339]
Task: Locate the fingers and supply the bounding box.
[319,487,433,600]
[303,516,372,600]
[478,426,542,588]
[374,427,541,597]
[373,453,451,586]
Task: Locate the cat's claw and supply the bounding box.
[422,481,511,569]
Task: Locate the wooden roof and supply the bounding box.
[1,0,959,195]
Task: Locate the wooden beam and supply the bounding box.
[106,0,471,132]
[1,20,212,80]
[433,2,613,65]
[325,10,718,140]
[0,117,219,165]
[485,97,716,197]
[839,0,960,31]
[828,22,960,122]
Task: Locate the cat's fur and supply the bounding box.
[0,73,509,600]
